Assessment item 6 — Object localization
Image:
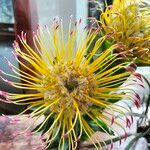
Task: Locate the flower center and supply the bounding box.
[65,80,78,93]
[42,63,97,114]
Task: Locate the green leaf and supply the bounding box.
[42,116,54,134]
[107,97,122,104]
[81,130,89,141]
[97,119,114,135]
[62,138,69,150]
[89,119,114,135]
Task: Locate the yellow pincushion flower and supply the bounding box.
[100,0,150,65]
[0,18,140,149]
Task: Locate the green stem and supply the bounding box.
[142,75,150,116]
[79,133,133,148]
[125,126,150,150]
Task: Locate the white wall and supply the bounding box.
[35,0,88,29]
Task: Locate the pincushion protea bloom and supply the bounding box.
[100,0,150,65]
[0,18,142,150]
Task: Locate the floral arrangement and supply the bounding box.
[0,0,149,150]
